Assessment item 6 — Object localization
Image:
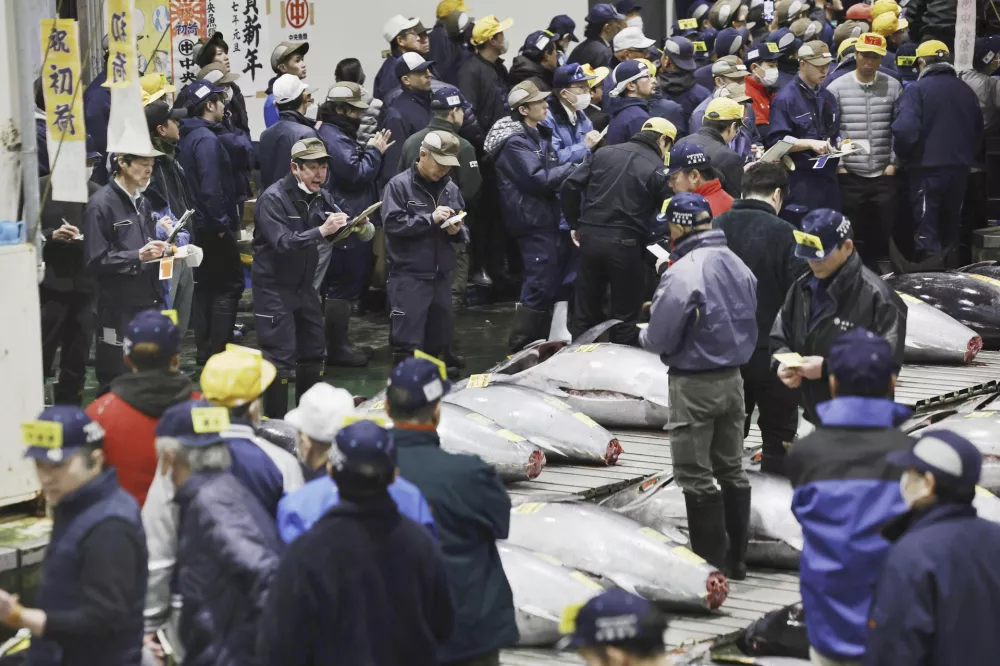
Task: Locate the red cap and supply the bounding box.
[845,3,872,20]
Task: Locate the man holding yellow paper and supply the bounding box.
[771,209,906,423]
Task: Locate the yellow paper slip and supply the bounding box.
[773,352,806,368]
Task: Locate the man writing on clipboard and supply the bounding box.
[252,138,376,418]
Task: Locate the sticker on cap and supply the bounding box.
[766,42,780,53]
[793,230,824,251]
[423,377,444,402]
[161,309,178,325]
[692,41,707,52]
[191,407,230,433]
[897,55,916,66]
[748,48,760,59]
[22,421,63,449]
[414,350,448,379]
[446,95,461,106]
[678,18,698,29]
[861,33,883,47]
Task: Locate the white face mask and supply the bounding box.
[899,468,932,508]
[571,91,592,111]
[86,166,95,181]
[627,16,644,30]
[760,65,780,88]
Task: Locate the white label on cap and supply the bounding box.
[748,48,760,59]
[423,378,443,402]
[535,35,551,51]
[194,84,210,99]
[446,95,461,106]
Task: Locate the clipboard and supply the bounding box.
[328,201,382,244]
[759,137,796,163]
[165,209,195,245]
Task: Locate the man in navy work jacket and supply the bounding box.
[767,40,842,212]
[0,407,145,666]
[258,419,453,666]
[891,40,983,261]
[177,79,243,366]
[785,328,913,666]
[381,52,436,193]
[492,81,582,353]
[382,131,467,367]
[154,399,283,666]
[865,430,1000,666]
[606,59,656,145]
[253,138,375,417]
[640,192,757,584]
[387,357,518,665]
[376,15,432,102]
[258,74,319,190]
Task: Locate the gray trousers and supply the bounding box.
[667,368,750,495]
[168,259,194,338]
[452,243,469,308]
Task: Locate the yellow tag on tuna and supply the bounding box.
[514,502,546,514]
[672,545,707,565]
[22,421,63,449]
[191,407,230,433]
[497,429,527,442]
[638,526,670,542]
[968,273,1000,289]
[466,412,496,427]
[571,571,605,590]
[965,411,996,419]
[574,412,600,428]
[895,291,923,305]
[574,344,600,353]
[467,373,492,388]
[543,395,573,410]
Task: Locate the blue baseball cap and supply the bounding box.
[560,588,667,650]
[672,20,700,38]
[657,192,713,226]
[331,420,397,482]
[395,52,435,80]
[612,59,652,92]
[895,42,919,78]
[617,0,643,13]
[828,327,899,394]
[522,30,556,58]
[155,399,230,448]
[888,430,982,494]
[387,357,452,409]
[587,3,626,25]
[123,310,181,364]
[794,208,852,260]
[974,35,1000,70]
[715,27,744,57]
[23,406,105,463]
[688,0,713,22]
[768,28,800,57]
[184,78,226,107]
[553,63,597,88]
[665,142,711,176]
[548,15,579,43]
[663,36,698,70]
[746,38,785,63]
[697,28,717,60]
[430,86,465,110]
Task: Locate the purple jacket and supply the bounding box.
[640,229,758,371]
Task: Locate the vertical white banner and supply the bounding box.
[42,19,89,203]
[106,0,156,156]
[955,0,976,71]
[210,0,271,97]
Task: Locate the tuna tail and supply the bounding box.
[573,320,623,346]
[889,238,960,274]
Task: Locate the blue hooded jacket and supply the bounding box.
[258,109,320,190]
[786,397,913,661]
[607,97,652,146]
[640,229,758,371]
[277,474,435,543]
[177,117,239,235]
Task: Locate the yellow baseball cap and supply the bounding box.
[140,72,176,105]
[855,32,889,56]
[915,40,950,58]
[471,15,514,46]
[838,37,859,59]
[200,346,277,408]
[641,117,678,140]
[871,0,901,19]
[635,57,657,78]
[583,64,610,88]
[436,0,470,19]
[872,13,908,37]
[705,97,746,121]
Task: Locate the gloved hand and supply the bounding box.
[354,221,376,243]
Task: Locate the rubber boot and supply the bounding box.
[721,484,752,581]
[684,490,729,571]
[471,267,494,288]
[208,296,238,358]
[263,369,293,419]
[295,359,326,405]
[548,300,572,343]
[508,303,552,353]
[324,299,368,367]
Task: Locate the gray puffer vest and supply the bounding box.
[826,71,902,177]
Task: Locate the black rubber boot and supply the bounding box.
[721,484,752,581]
[684,490,729,571]
[508,303,552,353]
[324,299,368,367]
[471,267,494,287]
[295,359,326,405]
[207,296,238,358]
[263,369,293,419]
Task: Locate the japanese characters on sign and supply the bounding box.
[955,0,976,71]
[41,19,85,143]
[105,0,137,87]
[170,0,207,85]
[242,0,263,81]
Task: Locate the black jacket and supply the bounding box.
[676,126,745,198]
[568,37,613,69]
[256,496,454,666]
[145,143,194,221]
[560,133,672,242]
[382,165,466,279]
[393,426,518,661]
[713,199,808,349]
[508,55,554,90]
[82,180,162,310]
[177,117,239,235]
[40,177,99,293]
[771,251,907,423]
[457,53,510,133]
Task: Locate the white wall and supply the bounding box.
[244,0,588,138]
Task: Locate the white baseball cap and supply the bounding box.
[383,15,423,43]
[273,74,316,104]
[284,384,356,444]
[613,26,655,52]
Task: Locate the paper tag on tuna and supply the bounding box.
[976,485,995,498]
[497,428,527,442]
[543,395,573,410]
[570,571,605,591]
[895,291,923,305]
[513,502,546,514]
[672,546,707,565]
[467,373,492,388]
[969,273,1000,289]
[574,344,601,353]
[367,399,385,411]
[534,552,564,567]
[965,410,996,419]
[574,412,600,428]
[465,413,495,427]
[638,527,670,542]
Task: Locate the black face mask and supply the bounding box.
[327,113,363,136]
